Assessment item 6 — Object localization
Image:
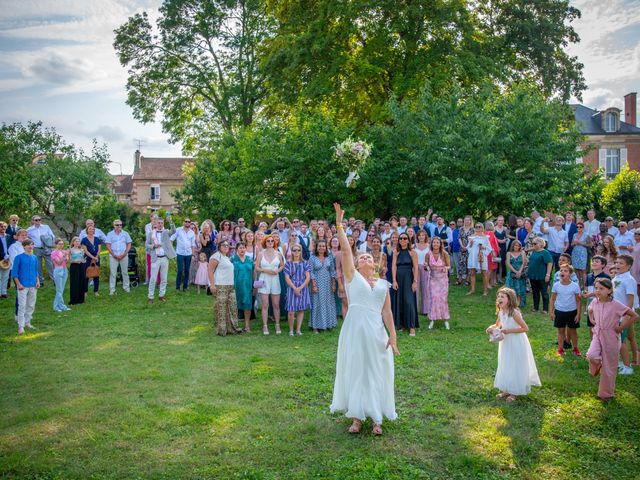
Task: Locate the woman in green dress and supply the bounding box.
[232,242,255,332]
[505,240,527,308]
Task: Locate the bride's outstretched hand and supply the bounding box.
[386,336,400,355]
[333,203,344,225]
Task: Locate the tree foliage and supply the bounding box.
[0,122,112,240]
[349,81,584,219]
[600,166,640,221]
[113,0,276,150]
[177,109,355,219]
[262,0,585,125]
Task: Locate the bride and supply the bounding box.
[330,203,400,435]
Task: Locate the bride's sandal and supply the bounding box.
[348,419,362,434]
[372,423,383,436]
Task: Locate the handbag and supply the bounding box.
[86,260,101,279]
[253,280,265,288]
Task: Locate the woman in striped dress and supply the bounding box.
[284,245,311,336]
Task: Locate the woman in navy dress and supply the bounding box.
[392,232,419,335]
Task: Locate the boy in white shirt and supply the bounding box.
[613,255,639,375]
[550,264,582,356]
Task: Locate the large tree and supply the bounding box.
[262,0,584,125]
[114,0,275,150]
[355,80,585,219]
[0,122,112,240]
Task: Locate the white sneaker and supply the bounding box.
[26,323,36,330]
[618,360,625,369]
[289,331,294,337]
[619,366,633,375]
[444,321,450,330]
[428,321,434,329]
[18,327,24,335]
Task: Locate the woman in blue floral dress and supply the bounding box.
[309,240,337,332]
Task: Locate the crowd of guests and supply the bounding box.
[2,209,640,395]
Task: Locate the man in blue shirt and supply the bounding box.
[12,239,40,335]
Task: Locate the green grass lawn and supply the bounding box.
[1,276,639,479]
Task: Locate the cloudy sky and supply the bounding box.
[0,0,639,174]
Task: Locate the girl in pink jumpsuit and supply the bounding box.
[586,278,638,399]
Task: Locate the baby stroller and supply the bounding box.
[116,247,141,287]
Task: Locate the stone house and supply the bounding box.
[112,150,192,212]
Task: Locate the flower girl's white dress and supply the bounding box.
[494,311,541,395]
[331,271,397,424]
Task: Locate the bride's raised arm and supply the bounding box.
[334,203,355,283]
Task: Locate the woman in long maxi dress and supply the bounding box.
[458,216,474,285]
[330,203,399,436]
[392,233,419,335]
[309,240,337,331]
[414,230,431,315]
[427,237,450,329]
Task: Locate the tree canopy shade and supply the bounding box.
[0,122,112,240]
[262,0,585,125]
[357,81,586,219]
[113,0,275,150]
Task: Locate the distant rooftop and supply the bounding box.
[571,104,640,135]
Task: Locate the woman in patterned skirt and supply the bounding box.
[208,240,242,336]
[427,237,451,330]
[457,216,474,285]
[284,244,311,336]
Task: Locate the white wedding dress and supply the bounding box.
[330,271,397,424]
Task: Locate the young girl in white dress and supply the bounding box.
[486,287,541,402]
[331,203,399,436]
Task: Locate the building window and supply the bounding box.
[605,112,617,132]
[150,184,161,201]
[605,149,620,179]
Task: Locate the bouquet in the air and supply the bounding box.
[333,137,372,188]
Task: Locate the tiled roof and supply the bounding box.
[134,157,192,180]
[571,104,640,135]
[113,175,133,194]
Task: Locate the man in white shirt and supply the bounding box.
[171,217,195,292]
[79,219,107,242]
[605,216,619,236]
[106,219,133,295]
[547,216,569,270]
[144,213,159,284]
[271,218,290,245]
[531,210,549,242]
[290,218,302,236]
[380,223,392,243]
[397,216,409,234]
[237,217,251,234]
[26,215,55,283]
[614,222,634,253]
[583,209,601,239]
[147,217,177,303]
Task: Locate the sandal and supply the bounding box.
[496,392,509,399]
[348,419,362,434]
[506,395,517,403]
[372,423,383,436]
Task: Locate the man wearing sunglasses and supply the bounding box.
[106,219,133,295]
[26,215,55,284]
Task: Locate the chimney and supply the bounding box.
[134,149,141,172]
[624,92,637,126]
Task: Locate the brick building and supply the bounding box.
[113,150,191,212]
[572,92,640,179]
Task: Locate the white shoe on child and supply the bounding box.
[444,321,450,330]
[428,321,434,329]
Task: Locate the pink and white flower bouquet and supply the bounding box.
[333,137,372,188]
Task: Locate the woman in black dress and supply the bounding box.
[81,225,103,296]
[68,237,86,305]
[392,233,419,336]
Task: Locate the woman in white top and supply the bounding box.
[208,241,241,336]
[467,223,492,296]
[255,234,285,335]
